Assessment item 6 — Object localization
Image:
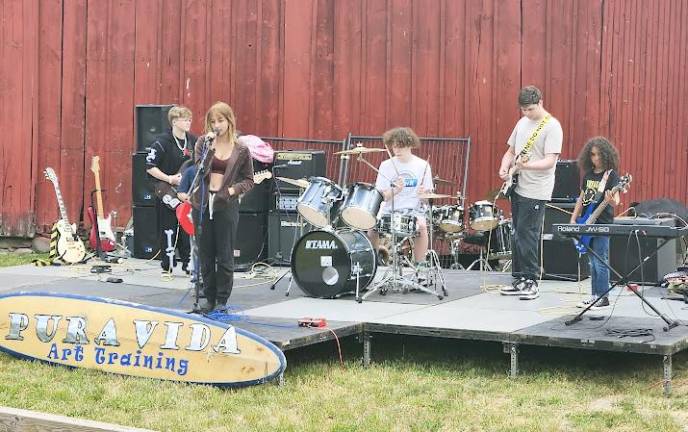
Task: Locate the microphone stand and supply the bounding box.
[187,136,214,313]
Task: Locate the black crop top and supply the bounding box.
[210,155,228,174]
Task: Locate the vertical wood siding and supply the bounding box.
[1,0,686,236]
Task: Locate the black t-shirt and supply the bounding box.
[145,130,197,176]
[580,170,620,224]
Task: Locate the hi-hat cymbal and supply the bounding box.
[334,146,387,155]
[433,176,456,185]
[276,176,310,189]
[418,192,453,200]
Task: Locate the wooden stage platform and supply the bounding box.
[2,259,687,395]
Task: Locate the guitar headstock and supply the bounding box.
[91,156,100,174]
[44,167,58,185]
[254,170,273,184]
[615,173,633,193]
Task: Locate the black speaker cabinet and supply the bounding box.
[239,160,272,213]
[135,105,174,152]
[268,211,313,264]
[133,205,158,259]
[610,217,678,284]
[234,212,268,270]
[132,152,156,207]
[540,202,590,279]
[552,160,580,202]
[540,239,590,280]
[272,150,326,192]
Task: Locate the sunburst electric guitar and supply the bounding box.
[87,156,117,252]
[44,168,87,264]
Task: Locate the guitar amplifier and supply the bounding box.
[272,151,326,192]
[268,211,313,264]
[551,160,580,203]
[239,160,273,213]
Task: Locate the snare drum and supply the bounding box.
[339,183,383,230]
[469,201,501,231]
[296,177,343,228]
[432,205,464,233]
[488,219,512,255]
[377,212,418,237]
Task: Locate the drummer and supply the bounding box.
[369,127,433,266]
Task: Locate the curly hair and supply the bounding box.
[577,136,619,172]
[382,127,420,149]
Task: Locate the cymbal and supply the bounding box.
[418,192,453,200]
[276,176,310,189]
[433,176,456,185]
[334,146,387,155]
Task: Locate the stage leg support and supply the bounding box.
[503,342,519,378]
[663,354,672,397]
[363,332,372,367]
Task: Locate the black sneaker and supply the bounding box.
[181,262,191,276]
[519,279,540,300]
[500,277,526,296]
[591,296,611,309]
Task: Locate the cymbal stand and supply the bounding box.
[422,198,448,299]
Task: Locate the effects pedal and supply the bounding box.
[297,318,328,328]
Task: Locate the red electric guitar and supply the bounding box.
[87,156,117,252]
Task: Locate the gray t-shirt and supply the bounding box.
[507,115,563,200]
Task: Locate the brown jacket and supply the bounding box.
[191,136,254,211]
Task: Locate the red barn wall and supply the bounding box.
[1,0,686,236]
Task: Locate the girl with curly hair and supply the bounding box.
[570,136,621,309]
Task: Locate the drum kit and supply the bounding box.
[274,144,513,301]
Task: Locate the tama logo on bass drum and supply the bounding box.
[305,240,338,250]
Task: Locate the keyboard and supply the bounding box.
[553,223,688,239]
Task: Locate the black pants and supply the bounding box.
[156,201,190,270]
[194,201,239,305]
[510,192,546,281]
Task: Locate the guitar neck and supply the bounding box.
[93,172,105,219]
[50,183,72,230]
[585,201,609,225]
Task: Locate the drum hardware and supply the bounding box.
[420,197,449,298]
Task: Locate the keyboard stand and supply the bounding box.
[564,235,680,331]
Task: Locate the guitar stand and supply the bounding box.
[565,235,680,331]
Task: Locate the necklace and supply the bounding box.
[173,134,186,152]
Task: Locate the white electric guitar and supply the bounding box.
[44,168,87,264]
[88,156,117,251]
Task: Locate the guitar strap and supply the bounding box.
[518,114,551,159]
[593,170,612,202]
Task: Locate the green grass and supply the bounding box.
[0,254,687,431]
[0,251,48,267]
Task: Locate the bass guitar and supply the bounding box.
[574,173,632,254]
[87,156,117,252]
[44,168,87,264]
[175,170,274,235]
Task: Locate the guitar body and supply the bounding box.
[574,211,594,254]
[176,202,194,235]
[500,173,519,198]
[54,220,86,264]
[87,206,116,252]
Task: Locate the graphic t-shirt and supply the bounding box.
[375,154,433,214]
[580,170,620,224]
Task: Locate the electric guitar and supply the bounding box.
[499,154,529,198]
[574,173,633,254]
[87,156,116,252]
[175,170,274,235]
[43,168,87,263]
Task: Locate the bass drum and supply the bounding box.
[291,230,377,298]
